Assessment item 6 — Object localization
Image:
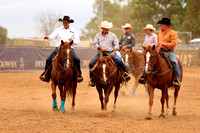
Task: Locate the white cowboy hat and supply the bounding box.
[98,21,113,29]
[144,24,156,31]
[122,23,133,29]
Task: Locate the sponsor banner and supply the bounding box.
[0,46,199,72]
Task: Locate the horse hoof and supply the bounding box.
[59,109,65,113]
[172,110,177,116]
[159,113,165,118]
[52,106,58,111]
[145,115,152,120]
[166,108,170,115]
[71,107,75,111]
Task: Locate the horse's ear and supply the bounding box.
[152,45,156,51]
[69,40,74,46]
[141,45,146,50]
[61,40,64,45]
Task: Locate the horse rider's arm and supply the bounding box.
[113,34,119,50]
[93,34,100,50]
[71,29,80,45]
[48,28,59,41]
[162,31,178,50]
[129,34,136,47]
[119,35,123,45]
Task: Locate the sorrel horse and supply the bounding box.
[51,40,77,113]
[90,52,122,110]
[122,48,145,96]
[142,45,183,119]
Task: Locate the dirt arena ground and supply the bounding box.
[0,67,200,133]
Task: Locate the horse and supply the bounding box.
[51,40,77,113]
[90,52,122,110]
[122,48,146,96]
[142,44,183,119]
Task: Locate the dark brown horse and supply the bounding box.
[122,49,146,96]
[90,53,122,110]
[51,40,77,113]
[142,45,183,119]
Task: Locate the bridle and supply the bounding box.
[145,48,171,77]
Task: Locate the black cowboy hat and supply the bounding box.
[157,17,173,26]
[58,16,74,23]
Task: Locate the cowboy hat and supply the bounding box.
[98,21,113,29]
[144,24,156,31]
[58,16,74,23]
[122,23,133,29]
[157,17,173,26]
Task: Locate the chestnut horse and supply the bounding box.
[51,40,77,113]
[142,45,183,119]
[122,48,145,96]
[90,52,122,110]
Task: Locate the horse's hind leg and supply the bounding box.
[165,90,170,115]
[51,81,58,110]
[113,83,120,111]
[173,86,180,116]
[71,82,77,111]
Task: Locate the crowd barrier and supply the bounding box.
[0,46,199,72]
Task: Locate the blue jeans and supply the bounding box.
[45,48,81,75]
[165,50,181,81]
[89,51,127,72]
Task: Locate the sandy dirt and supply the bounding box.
[0,67,200,133]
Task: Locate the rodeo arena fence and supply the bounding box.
[0,46,200,72]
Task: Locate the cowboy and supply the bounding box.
[143,24,157,46]
[139,18,181,87]
[40,16,83,83]
[89,21,131,87]
[119,23,136,50]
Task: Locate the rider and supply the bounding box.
[40,16,83,83]
[139,18,181,87]
[89,21,131,87]
[119,23,136,50]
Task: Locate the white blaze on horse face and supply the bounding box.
[145,52,151,71]
[125,54,129,66]
[66,49,70,68]
[102,64,107,82]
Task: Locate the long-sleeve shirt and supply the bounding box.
[93,32,119,51]
[48,26,80,48]
[143,33,157,46]
[157,28,178,50]
[119,33,135,48]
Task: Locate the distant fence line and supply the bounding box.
[0,46,199,72]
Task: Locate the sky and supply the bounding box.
[0,0,95,39]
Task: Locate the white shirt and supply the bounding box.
[143,33,157,46]
[48,26,80,48]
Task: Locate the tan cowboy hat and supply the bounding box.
[122,23,133,29]
[98,21,113,29]
[144,24,156,31]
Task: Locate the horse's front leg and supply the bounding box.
[96,86,104,110]
[59,82,70,113]
[104,86,113,110]
[172,86,180,116]
[51,81,58,110]
[145,85,154,120]
[71,81,77,111]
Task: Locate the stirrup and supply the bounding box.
[77,75,83,82]
[173,78,181,87]
[138,75,146,84]
[89,80,95,87]
[39,71,50,83]
[124,75,131,82]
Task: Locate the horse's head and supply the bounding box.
[123,48,133,73]
[95,56,112,85]
[142,44,158,74]
[59,40,73,69]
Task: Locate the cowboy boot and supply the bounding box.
[173,78,181,87]
[138,73,147,84]
[77,75,83,82]
[89,72,95,87]
[39,71,50,83]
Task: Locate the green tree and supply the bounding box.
[182,0,200,38]
[0,26,7,46]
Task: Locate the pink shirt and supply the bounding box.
[143,33,157,46]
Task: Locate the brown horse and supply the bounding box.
[142,45,183,119]
[122,49,146,96]
[51,40,77,113]
[90,53,122,110]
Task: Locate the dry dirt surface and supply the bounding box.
[0,67,200,133]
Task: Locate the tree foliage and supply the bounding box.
[0,26,7,46]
